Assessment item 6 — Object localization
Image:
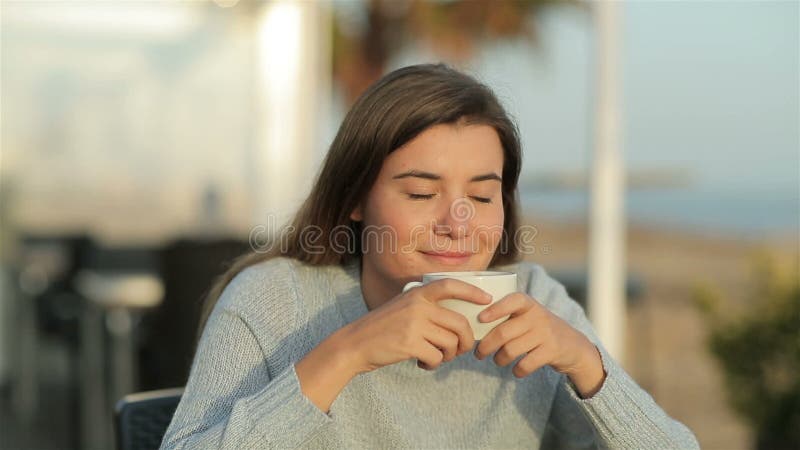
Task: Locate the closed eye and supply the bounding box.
[407,193,492,204]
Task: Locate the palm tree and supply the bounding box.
[332,0,580,103]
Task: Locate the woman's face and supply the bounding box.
[351,123,506,297]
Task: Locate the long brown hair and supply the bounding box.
[199,63,523,332]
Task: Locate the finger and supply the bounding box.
[493,330,539,367]
[415,340,445,370]
[421,278,493,305]
[513,347,550,378]
[421,325,459,363]
[478,293,535,323]
[475,316,531,360]
[427,306,476,354]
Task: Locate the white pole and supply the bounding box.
[588,0,626,362]
[251,0,331,229]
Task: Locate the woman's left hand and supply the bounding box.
[474,293,606,398]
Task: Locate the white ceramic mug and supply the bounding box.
[403,271,517,340]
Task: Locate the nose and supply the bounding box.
[433,197,475,239]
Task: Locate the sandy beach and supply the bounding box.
[521,214,798,450]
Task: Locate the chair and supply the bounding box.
[76,242,164,449]
[114,388,184,450]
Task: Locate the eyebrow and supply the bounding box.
[392,170,502,183]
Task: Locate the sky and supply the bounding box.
[3,0,797,237]
[467,0,799,194]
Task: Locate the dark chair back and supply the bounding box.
[114,388,184,450]
[138,239,250,390]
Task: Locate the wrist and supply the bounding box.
[295,328,360,413]
[567,343,606,399]
[326,325,365,377]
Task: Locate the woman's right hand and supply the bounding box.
[339,279,493,374]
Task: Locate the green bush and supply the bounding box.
[694,252,800,450]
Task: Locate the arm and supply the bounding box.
[163,268,495,448]
[295,327,360,413]
[160,308,334,449]
[541,380,599,450]
[546,283,700,450]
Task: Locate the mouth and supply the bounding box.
[419,250,474,265]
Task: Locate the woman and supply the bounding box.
[162,64,699,449]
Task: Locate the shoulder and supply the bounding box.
[216,256,335,318]
[216,256,298,313]
[206,256,341,370]
[495,259,586,321]
[214,255,338,338]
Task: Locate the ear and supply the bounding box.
[350,204,363,222]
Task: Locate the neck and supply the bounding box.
[359,260,401,311]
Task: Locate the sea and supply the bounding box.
[519,187,799,239]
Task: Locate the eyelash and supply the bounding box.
[407,193,493,204]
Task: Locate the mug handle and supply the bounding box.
[402,281,423,293]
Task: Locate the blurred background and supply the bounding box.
[1,1,797,449]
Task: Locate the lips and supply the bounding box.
[419,250,474,265]
[420,251,473,257]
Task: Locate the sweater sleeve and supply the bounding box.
[529,266,700,450]
[160,306,333,449]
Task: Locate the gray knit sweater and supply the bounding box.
[161,257,699,449]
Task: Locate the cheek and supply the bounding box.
[488,204,505,227]
[361,192,420,254]
[370,189,434,235]
[366,193,411,231]
[476,205,505,249]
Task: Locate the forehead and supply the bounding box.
[381,124,504,178]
